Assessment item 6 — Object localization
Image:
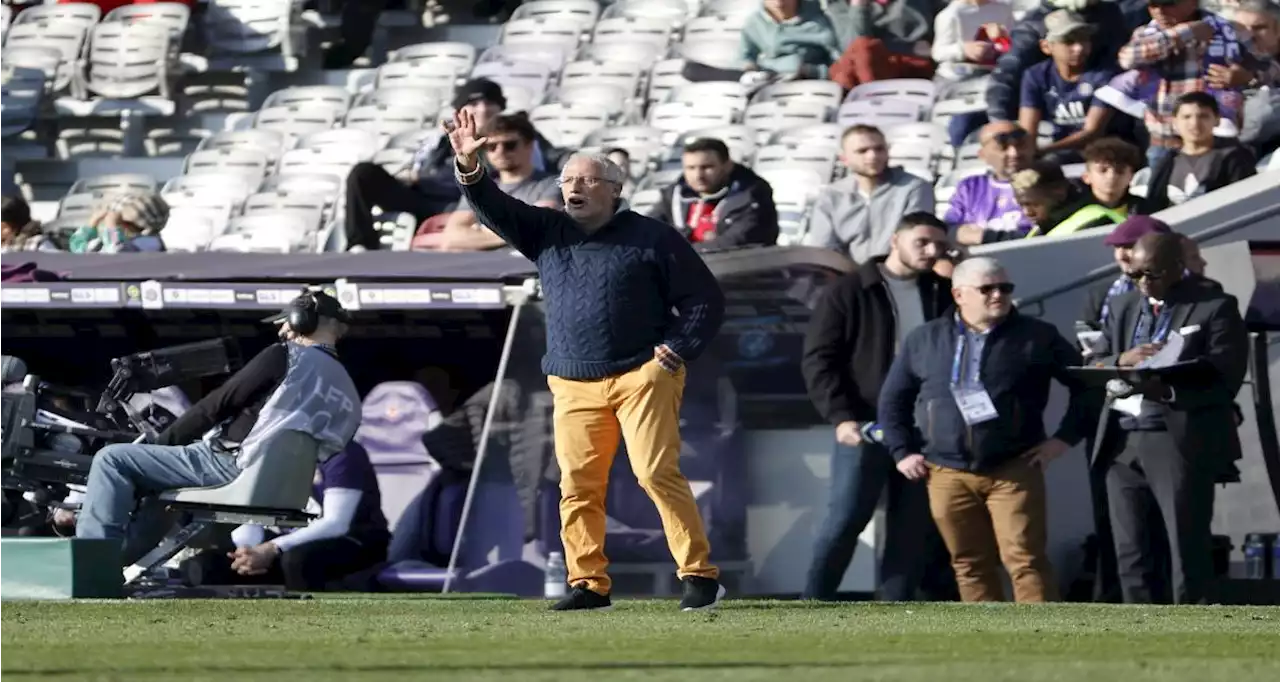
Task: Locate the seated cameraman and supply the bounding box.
[75,290,361,562]
[207,439,389,591]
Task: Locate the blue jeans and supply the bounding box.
[803,440,953,601]
[77,441,240,555]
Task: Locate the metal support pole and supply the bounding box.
[442,293,528,593]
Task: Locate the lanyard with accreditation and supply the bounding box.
[951,319,1000,426]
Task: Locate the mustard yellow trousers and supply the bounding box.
[547,358,718,594]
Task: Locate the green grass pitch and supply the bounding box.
[3,598,1278,681]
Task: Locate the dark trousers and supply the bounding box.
[322,0,390,68]
[344,162,460,251]
[804,441,954,601]
[1106,429,1216,604]
[195,534,388,591]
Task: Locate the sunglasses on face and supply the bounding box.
[484,139,522,153]
[973,282,1016,296]
[1132,269,1168,281]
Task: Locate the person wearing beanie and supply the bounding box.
[343,78,566,252]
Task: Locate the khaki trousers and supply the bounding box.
[547,359,717,594]
[926,459,1058,603]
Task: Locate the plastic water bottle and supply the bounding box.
[1242,533,1273,579]
[1273,539,1280,580]
[544,551,567,599]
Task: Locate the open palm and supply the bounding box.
[445,108,488,164]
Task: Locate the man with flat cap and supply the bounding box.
[76,289,362,566]
[1088,232,1248,604]
[343,78,565,251]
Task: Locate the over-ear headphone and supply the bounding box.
[287,288,322,337]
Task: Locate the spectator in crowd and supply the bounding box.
[804,125,935,262]
[828,0,941,89]
[1076,69,1158,152]
[878,256,1092,602]
[605,148,635,196]
[345,80,563,252]
[1231,0,1280,157]
[68,191,168,253]
[932,0,1014,82]
[1090,232,1249,604]
[947,122,1035,242]
[1,196,56,253]
[1141,92,1257,212]
[213,440,389,591]
[1006,160,1124,240]
[980,0,1136,147]
[415,114,561,252]
[740,0,843,82]
[1018,11,1122,162]
[1118,0,1279,168]
[1079,137,1145,216]
[647,138,780,250]
[801,212,956,602]
[447,110,727,612]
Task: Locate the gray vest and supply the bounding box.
[235,344,361,469]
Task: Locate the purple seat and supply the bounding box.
[355,381,440,553]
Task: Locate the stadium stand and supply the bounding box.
[3,0,1274,255]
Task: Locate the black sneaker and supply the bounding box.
[550,584,613,612]
[679,576,725,611]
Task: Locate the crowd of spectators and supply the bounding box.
[334,0,1275,261]
[4,0,1277,258]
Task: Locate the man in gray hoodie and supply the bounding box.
[803,124,936,263]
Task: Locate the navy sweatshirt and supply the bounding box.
[457,168,725,380]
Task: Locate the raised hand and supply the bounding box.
[443,108,488,173]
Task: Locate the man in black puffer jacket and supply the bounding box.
[647,138,780,250]
[986,0,1149,125]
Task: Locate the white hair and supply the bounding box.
[560,152,628,187]
[951,257,1008,287]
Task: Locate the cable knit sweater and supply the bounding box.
[457,167,725,380]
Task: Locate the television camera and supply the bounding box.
[1,338,242,525]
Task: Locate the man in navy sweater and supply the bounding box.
[446,109,727,612]
[878,256,1093,602]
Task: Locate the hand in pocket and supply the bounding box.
[654,344,683,374]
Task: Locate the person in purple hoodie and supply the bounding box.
[946,122,1037,246]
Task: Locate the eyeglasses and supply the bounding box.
[973,282,1016,296]
[557,176,614,188]
[484,139,522,153]
[1132,269,1167,281]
